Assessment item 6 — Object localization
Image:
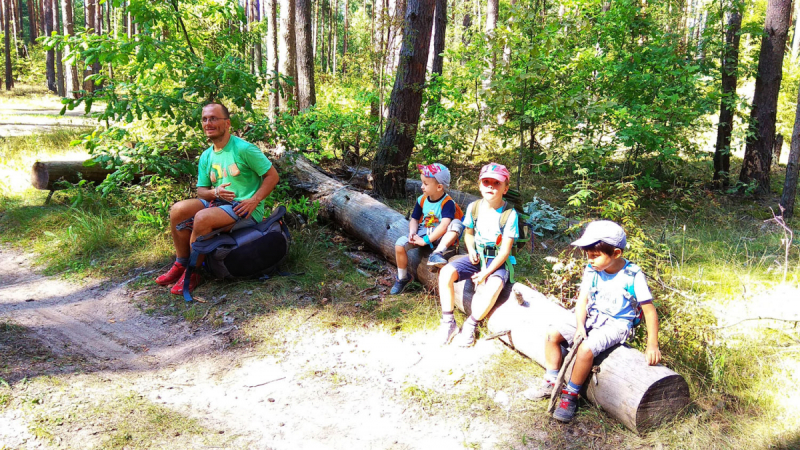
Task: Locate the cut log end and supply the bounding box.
[636,374,691,431]
[31,161,51,190]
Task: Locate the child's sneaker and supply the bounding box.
[452,327,476,347]
[427,252,448,268]
[390,274,414,295]
[553,390,579,422]
[170,271,201,295]
[436,319,459,345]
[522,379,556,401]
[155,262,185,286]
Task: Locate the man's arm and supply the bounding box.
[197,186,217,202]
[232,166,280,218]
[641,303,661,365]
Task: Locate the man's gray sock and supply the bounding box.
[176,257,189,266]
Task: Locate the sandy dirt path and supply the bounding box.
[0,246,541,449]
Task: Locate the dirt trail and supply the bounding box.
[0,106,94,137]
[0,247,535,449]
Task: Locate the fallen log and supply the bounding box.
[453,281,690,432]
[31,160,116,191]
[271,150,690,432]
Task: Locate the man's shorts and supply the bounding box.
[199,199,258,231]
[395,219,464,252]
[553,314,631,357]
[447,255,510,285]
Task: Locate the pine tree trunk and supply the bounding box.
[430,0,446,76]
[3,0,13,90]
[792,0,800,62]
[60,0,79,98]
[27,0,37,43]
[267,0,278,118]
[44,0,55,92]
[279,0,297,114]
[713,7,741,185]
[55,0,64,96]
[781,96,800,218]
[84,0,94,93]
[295,0,315,110]
[739,0,792,195]
[342,0,348,74]
[255,0,263,75]
[371,0,436,198]
[332,0,338,74]
[481,0,497,90]
[326,0,332,72]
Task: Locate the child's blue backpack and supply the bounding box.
[588,261,644,327]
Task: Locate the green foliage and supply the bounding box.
[522,197,566,238]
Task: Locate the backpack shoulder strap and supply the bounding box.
[419,195,426,211]
[622,261,640,296]
[468,200,481,224]
[499,202,512,230]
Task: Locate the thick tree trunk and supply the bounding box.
[781,88,800,218]
[739,0,792,195]
[371,0,436,198]
[271,150,691,433]
[267,0,278,118]
[430,0,446,77]
[713,8,742,185]
[295,0,315,110]
[60,0,79,98]
[44,0,55,92]
[279,0,297,114]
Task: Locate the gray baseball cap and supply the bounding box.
[571,220,627,249]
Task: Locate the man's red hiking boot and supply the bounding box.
[155,262,185,286]
[171,271,201,295]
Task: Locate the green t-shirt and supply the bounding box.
[197,136,273,222]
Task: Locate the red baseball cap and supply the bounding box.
[479,163,510,182]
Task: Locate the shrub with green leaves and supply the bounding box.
[523,197,566,238]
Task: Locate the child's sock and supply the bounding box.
[433,241,448,254]
[545,369,559,384]
[397,268,407,280]
[566,381,581,395]
[176,257,189,266]
[442,310,455,323]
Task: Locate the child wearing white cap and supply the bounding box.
[526,220,661,423]
[390,163,464,295]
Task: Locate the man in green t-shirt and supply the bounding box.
[155,103,280,294]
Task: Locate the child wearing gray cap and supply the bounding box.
[526,220,661,423]
[390,163,464,295]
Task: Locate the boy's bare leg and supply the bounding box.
[568,343,594,386]
[469,277,505,320]
[395,245,408,272]
[433,231,458,253]
[545,328,566,370]
[169,199,205,259]
[438,265,459,312]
